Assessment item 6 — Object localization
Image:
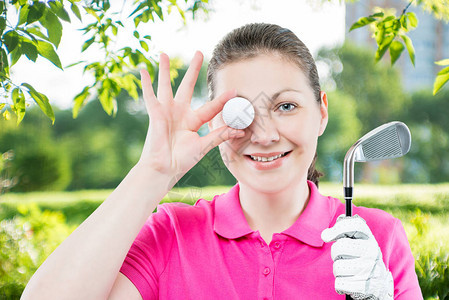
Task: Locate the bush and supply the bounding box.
[10,147,71,192]
[0,111,72,192]
[0,203,75,298]
[416,249,449,299]
[409,209,449,299]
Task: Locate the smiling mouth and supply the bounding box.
[244,150,293,162]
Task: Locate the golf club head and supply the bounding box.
[343,121,412,189]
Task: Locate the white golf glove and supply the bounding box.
[321,214,394,300]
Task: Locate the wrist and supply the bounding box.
[132,161,180,192]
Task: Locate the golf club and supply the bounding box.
[343,121,411,299]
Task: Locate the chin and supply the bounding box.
[236,174,291,193]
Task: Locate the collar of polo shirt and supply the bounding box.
[213,180,332,247]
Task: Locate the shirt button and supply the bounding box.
[274,242,281,249]
[263,267,271,275]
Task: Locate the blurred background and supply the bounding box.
[1,0,448,299]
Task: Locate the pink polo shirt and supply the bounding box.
[119,181,422,299]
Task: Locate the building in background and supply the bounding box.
[345,0,449,92]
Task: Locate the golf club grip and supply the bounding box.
[344,187,353,217]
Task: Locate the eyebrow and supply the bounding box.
[237,88,302,102]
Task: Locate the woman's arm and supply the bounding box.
[21,51,242,300]
[21,164,175,300]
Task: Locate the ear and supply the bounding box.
[318,91,328,137]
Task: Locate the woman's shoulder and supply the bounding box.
[152,196,219,226]
[324,194,401,237]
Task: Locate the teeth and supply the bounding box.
[250,153,286,162]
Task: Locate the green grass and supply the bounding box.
[1,182,448,249]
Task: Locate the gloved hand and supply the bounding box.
[321,214,394,300]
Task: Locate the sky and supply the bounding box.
[11,0,346,110]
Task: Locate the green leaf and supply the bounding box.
[82,37,95,52]
[400,34,415,66]
[0,48,9,77]
[111,25,117,36]
[134,14,142,27]
[65,60,86,68]
[126,74,139,100]
[3,30,19,53]
[375,35,394,62]
[35,40,62,69]
[407,12,418,28]
[141,9,153,23]
[3,109,11,120]
[116,73,139,100]
[129,52,139,66]
[389,40,405,65]
[375,26,385,45]
[349,16,376,32]
[433,66,449,95]
[26,26,50,41]
[400,15,407,31]
[435,59,449,66]
[84,7,101,22]
[0,17,6,36]
[151,0,164,21]
[17,4,29,26]
[176,5,185,21]
[129,2,146,17]
[382,16,396,29]
[10,47,22,66]
[371,12,384,18]
[140,40,149,52]
[99,80,114,116]
[72,86,90,118]
[71,3,82,21]
[133,30,140,38]
[12,87,26,124]
[22,40,38,62]
[27,2,46,25]
[48,1,71,22]
[39,10,63,48]
[143,35,152,40]
[21,82,55,124]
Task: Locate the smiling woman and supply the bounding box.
[21,23,422,300]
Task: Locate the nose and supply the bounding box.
[248,110,280,146]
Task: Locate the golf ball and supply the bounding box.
[222,97,255,130]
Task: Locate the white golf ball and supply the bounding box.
[222,97,255,130]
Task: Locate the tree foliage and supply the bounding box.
[347,0,449,95]
[318,42,407,133]
[1,0,448,125]
[0,0,209,124]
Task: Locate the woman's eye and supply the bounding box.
[277,103,297,112]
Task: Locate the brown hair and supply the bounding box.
[206,22,324,187]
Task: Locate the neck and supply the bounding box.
[238,179,311,236]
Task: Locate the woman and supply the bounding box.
[21,23,422,299]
